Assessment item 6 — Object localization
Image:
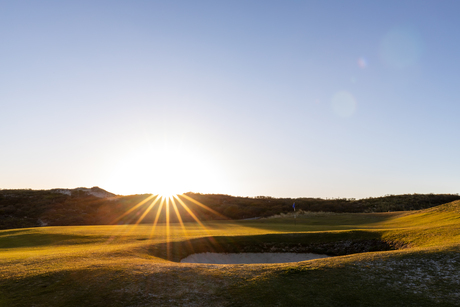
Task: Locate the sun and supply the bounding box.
[156,186,177,199]
[110,181,228,257]
[104,142,227,196]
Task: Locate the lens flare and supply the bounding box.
[331,91,357,117]
[107,192,228,260]
[380,26,423,69]
[358,57,367,68]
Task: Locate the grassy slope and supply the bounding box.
[0,202,460,306]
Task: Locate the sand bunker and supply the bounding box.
[180,252,329,264]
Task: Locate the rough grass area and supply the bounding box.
[1,201,460,306]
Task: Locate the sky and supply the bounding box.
[1,0,460,198]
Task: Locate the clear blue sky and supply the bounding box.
[1,0,460,198]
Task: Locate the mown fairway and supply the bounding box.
[1,201,460,306]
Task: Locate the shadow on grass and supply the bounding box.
[0,266,232,307]
[223,263,452,307]
[238,212,404,232]
[0,229,101,248]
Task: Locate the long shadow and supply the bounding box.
[149,230,408,262]
[0,230,102,248]
[236,212,404,232]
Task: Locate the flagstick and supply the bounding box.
[293,202,296,227]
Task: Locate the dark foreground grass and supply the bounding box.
[225,247,460,307]
[1,201,460,306]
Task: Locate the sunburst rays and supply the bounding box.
[110,193,227,260]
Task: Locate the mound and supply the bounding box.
[391,200,460,227]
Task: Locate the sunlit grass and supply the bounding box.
[1,200,460,306]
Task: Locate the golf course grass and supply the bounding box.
[1,200,460,306]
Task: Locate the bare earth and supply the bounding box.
[180,252,329,264]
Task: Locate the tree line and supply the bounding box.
[1,188,459,229]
